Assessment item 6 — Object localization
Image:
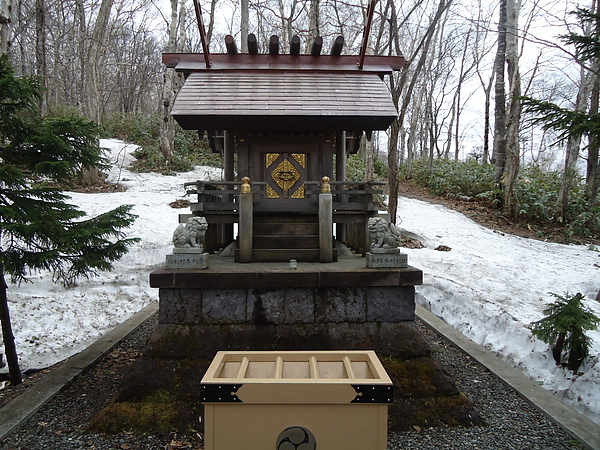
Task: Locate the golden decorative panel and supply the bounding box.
[266,153,279,168]
[272,159,300,191]
[292,153,306,169]
[291,185,305,199]
[266,184,280,198]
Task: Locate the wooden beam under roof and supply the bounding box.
[162,53,406,74]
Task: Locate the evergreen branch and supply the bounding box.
[520,96,598,141]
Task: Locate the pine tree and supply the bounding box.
[0,55,139,385]
[521,6,600,210]
[530,292,600,372]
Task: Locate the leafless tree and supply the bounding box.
[0,0,12,55]
[386,0,454,224]
[160,0,186,160]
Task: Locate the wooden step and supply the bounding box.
[250,249,339,262]
[254,215,318,224]
[253,223,319,235]
[253,235,319,249]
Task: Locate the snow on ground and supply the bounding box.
[1,139,599,425]
[397,197,600,424]
[1,139,222,375]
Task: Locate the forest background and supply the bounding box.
[0,0,598,242]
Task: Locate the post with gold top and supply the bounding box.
[238,177,253,262]
[319,176,334,262]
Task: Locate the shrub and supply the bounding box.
[100,113,222,173]
[512,166,562,222]
[401,158,496,197]
[401,158,599,240]
[101,112,159,146]
[345,154,386,182]
[530,292,599,372]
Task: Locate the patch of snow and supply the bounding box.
[398,196,600,424]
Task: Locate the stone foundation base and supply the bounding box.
[144,320,430,360]
[144,284,430,360]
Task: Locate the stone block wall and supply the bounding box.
[145,286,430,360]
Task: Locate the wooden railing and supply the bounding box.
[184,179,384,214]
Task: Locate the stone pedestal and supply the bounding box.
[148,256,426,360]
[366,251,408,268]
[90,257,483,436]
[165,251,208,270]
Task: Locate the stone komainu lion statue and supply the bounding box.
[368,216,402,250]
[173,216,208,250]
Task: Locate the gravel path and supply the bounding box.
[389,324,581,449]
[0,315,583,450]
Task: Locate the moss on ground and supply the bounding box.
[87,389,183,434]
[86,358,209,435]
[87,353,484,435]
[381,355,486,430]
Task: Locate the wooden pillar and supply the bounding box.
[224,131,235,181]
[223,131,235,245]
[319,177,334,263]
[335,131,347,243]
[238,177,253,263]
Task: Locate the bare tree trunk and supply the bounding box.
[0,272,22,385]
[586,1,600,208]
[493,0,507,186]
[84,0,114,123]
[241,0,249,52]
[557,65,596,218]
[482,70,495,163]
[503,0,521,218]
[388,116,400,212]
[445,96,456,159]
[387,0,453,224]
[0,0,11,56]
[206,0,217,45]
[35,0,47,115]
[453,29,472,161]
[408,87,425,169]
[589,76,600,207]
[366,138,375,181]
[305,0,319,53]
[160,0,178,161]
[160,0,185,161]
[75,0,86,112]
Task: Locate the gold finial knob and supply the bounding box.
[321,176,331,194]
[241,177,252,194]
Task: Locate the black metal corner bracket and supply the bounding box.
[351,384,393,403]
[200,383,243,402]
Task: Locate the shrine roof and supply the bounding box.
[171,70,398,132]
[163,53,406,74]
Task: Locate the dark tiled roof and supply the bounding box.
[172,71,397,131]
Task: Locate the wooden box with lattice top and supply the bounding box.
[201,350,392,450]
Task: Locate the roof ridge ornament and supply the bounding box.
[358,0,377,70]
[192,0,211,68]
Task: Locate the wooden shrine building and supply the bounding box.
[163,33,405,263]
